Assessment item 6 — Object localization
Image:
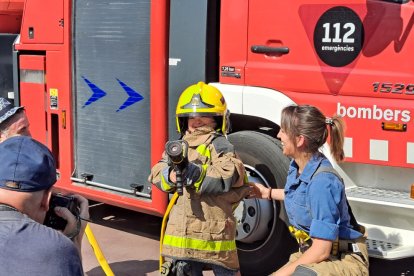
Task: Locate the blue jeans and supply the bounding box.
[176,260,237,276]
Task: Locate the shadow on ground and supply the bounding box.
[86,260,158,276]
[369,257,413,276]
[88,201,162,240]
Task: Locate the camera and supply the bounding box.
[44,193,79,230]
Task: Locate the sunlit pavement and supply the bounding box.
[80,202,413,276]
[81,202,161,276]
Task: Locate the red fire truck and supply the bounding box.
[1,0,414,274]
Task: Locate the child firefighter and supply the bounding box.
[148,82,249,276]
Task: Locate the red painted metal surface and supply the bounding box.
[20,0,63,44]
[15,0,74,194]
[149,0,169,215]
[219,0,248,85]
[15,0,169,216]
[19,55,47,144]
[0,0,24,33]
[222,0,414,169]
[243,1,414,99]
[14,0,414,215]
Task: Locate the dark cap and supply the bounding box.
[0,97,24,125]
[0,136,57,192]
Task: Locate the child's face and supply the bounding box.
[187,116,217,132]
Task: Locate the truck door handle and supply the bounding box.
[251,45,289,55]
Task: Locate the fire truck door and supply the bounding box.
[245,1,414,98]
[19,54,47,145]
[245,1,325,93]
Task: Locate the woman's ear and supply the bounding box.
[296,135,306,148]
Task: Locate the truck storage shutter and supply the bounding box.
[73,0,151,192]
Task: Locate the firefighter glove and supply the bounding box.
[182,162,202,187]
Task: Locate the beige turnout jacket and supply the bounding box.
[148,127,249,270]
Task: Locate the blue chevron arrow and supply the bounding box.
[82,76,107,108]
[116,78,144,112]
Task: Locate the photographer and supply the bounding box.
[0,136,89,276]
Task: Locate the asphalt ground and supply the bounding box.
[81,202,414,276]
[81,202,162,276]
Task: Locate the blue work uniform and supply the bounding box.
[284,153,362,241]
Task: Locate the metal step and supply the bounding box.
[346,187,414,259]
[367,238,414,260]
[346,186,414,208]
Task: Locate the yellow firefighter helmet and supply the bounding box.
[175,82,229,134]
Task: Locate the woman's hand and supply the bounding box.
[248,183,285,201]
[248,182,270,199]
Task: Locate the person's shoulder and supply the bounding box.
[319,154,333,167]
[211,134,234,153]
[1,217,82,275]
[31,222,83,268]
[309,168,343,192]
[27,219,77,252]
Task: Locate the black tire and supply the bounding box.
[228,131,297,276]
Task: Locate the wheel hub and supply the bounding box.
[234,166,274,243]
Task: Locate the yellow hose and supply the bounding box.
[85,223,115,276]
[160,192,179,270]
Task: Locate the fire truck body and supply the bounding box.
[1,0,414,274]
[217,0,414,264]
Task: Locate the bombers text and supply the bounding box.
[337,102,411,122]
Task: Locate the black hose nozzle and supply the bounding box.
[165,140,188,195]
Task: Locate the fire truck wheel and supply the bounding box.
[229,130,297,276]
